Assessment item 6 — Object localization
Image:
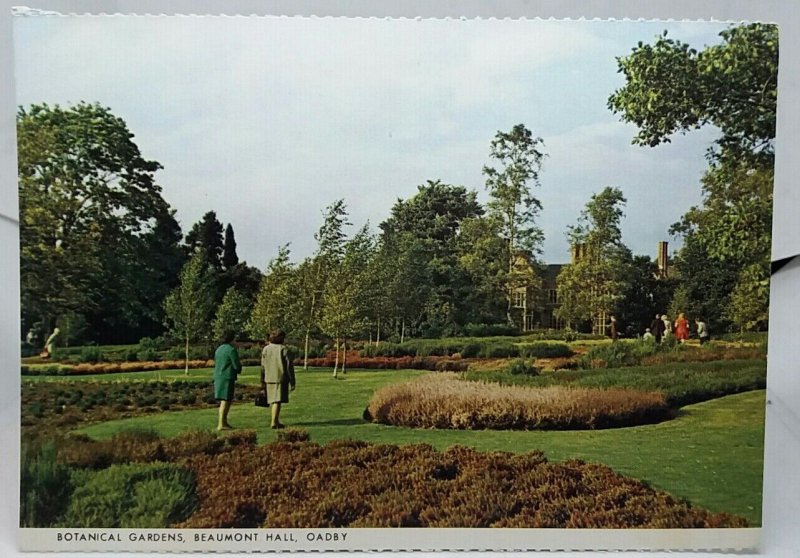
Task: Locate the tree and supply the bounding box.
[320,225,374,377]
[608,23,777,162]
[609,24,776,331]
[555,187,630,333]
[379,180,484,336]
[164,251,215,374]
[297,200,350,368]
[457,216,509,324]
[186,211,225,269]
[222,223,239,269]
[483,124,547,324]
[213,287,252,342]
[17,102,176,342]
[615,255,675,336]
[248,245,298,341]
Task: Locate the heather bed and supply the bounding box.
[463,359,767,408]
[365,374,669,430]
[23,429,748,529]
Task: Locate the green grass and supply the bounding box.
[71,367,765,525]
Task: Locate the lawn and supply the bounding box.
[71,366,766,525]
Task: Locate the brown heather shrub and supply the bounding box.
[301,354,468,372]
[175,440,746,529]
[58,429,258,469]
[366,374,669,430]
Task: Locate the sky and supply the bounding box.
[13,16,730,268]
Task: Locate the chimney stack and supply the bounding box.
[657,241,669,278]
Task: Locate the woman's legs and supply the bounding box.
[271,402,283,428]
[217,400,232,430]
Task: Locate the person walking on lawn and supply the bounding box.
[650,313,664,343]
[674,313,690,343]
[260,329,296,429]
[213,330,242,431]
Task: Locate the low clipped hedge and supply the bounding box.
[365,374,669,430]
[361,339,571,360]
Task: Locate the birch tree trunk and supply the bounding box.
[184,335,190,375]
[332,336,339,378]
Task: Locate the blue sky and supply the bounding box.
[13,16,728,267]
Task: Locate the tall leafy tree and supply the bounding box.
[297,200,350,368]
[556,187,630,332]
[185,211,225,269]
[17,102,175,342]
[379,180,483,336]
[483,124,547,324]
[222,223,239,269]
[213,287,252,342]
[248,245,298,341]
[320,224,374,377]
[609,23,776,331]
[608,23,777,162]
[164,250,215,374]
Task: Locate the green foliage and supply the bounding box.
[79,346,103,363]
[185,211,225,270]
[506,358,539,376]
[556,187,631,329]
[222,223,239,269]
[608,23,777,158]
[248,244,299,340]
[20,441,72,527]
[467,358,766,408]
[212,287,252,341]
[610,24,776,335]
[17,102,183,344]
[516,342,573,359]
[59,463,196,528]
[164,251,215,371]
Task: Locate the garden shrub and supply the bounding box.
[464,359,766,408]
[59,463,197,528]
[275,428,310,443]
[462,323,520,337]
[366,374,668,430]
[20,441,72,527]
[506,359,539,376]
[478,342,519,359]
[79,346,103,363]
[516,342,572,359]
[177,440,746,529]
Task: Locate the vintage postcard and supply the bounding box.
[13,11,774,552]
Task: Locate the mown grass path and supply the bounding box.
[71,366,765,525]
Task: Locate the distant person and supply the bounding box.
[609,316,619,341]
[661,314,673,341]
[642,328,654,341]
[695,318,710,345]
[213,331,242,431]
[674,313,690,343]
[260,329,296,429]
[650,313,664,343]
[40,327,60,359]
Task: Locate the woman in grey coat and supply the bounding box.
[260,329,296,429]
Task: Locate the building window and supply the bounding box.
[548,289,558,304]
[512,290,526,309]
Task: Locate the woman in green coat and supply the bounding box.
[260,329,296,429]
[213,331,242,431]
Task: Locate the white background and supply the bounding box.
[1,2,798,557]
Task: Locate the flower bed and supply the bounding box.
[21,360,215,376]
[301,351,468,371]
[21,380,262,431]
[178,439,745,528]
[365,374,669,430]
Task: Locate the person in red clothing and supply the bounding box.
[674,312,690,343]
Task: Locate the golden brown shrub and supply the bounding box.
[366,374,669,430]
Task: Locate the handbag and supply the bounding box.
[254,391,269,408]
